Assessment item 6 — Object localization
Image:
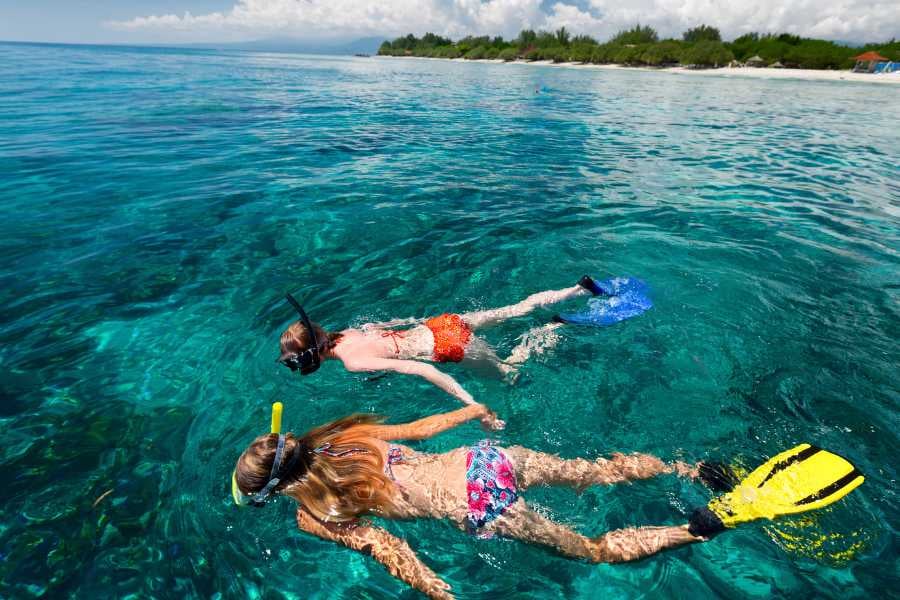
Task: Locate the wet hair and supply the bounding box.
[233,414,398,522]
[278,320,342,364]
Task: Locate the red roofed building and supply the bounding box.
[853,51,890,72]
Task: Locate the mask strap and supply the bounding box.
[248,434,286,505]
[285,293,321,353]
[270,434,286,479]
[251,476,281,505]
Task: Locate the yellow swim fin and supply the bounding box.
[689,444,864,537]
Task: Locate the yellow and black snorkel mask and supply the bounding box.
[232,402,299,508]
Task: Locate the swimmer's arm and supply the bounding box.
[344,357,476,406]
[361,317,423,330]
[296,510,453,600]
[367,404,491,441]
[344,358,503,429]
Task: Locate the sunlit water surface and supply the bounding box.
[0,43,898,599]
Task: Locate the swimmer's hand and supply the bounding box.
[425,579,454,600]
[476,404,505,431]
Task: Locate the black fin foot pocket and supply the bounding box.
[688,506,726,538]
[577,275,605,296]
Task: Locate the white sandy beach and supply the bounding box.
[661,65,898,84]
[385,56,900,85]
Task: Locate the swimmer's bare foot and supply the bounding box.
[672,461,701,479]
[499,363,520,385]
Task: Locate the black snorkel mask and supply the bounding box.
[280,293,321,375]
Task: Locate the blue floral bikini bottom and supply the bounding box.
[465,441,519,537]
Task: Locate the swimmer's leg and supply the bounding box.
[462,285,587,330]
[504,322,564,365]
[461,336,518,382]
[491,501,703,563]
[504,446,698,490]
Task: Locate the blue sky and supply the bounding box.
[0,1,231,43]
[2,0,898,46]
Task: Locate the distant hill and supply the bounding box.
[191,37,385,56]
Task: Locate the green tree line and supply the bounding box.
[378,25,900,70]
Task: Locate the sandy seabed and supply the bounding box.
[384,56,900,85]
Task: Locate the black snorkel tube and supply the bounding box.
[281,293,322,375]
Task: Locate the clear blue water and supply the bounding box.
[1,42,898,598]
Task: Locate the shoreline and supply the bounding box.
[381,55,900,85]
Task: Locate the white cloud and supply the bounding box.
[584,0,900,42]
[107,0,900,43]
[543,3,607,38]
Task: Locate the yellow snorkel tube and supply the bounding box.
[232,402,283,507]
[270,401,283,435]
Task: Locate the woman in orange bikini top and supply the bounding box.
[277,276,605,427]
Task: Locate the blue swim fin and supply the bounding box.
[556,277,652,327]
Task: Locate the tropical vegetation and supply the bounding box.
[378,25,900,70]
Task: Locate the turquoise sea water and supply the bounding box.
[1,42,898,598]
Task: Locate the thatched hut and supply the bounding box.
[745,55,765,67]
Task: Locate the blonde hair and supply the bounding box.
[233,415,398,522]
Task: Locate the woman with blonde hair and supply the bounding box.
[232,403,708,599]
